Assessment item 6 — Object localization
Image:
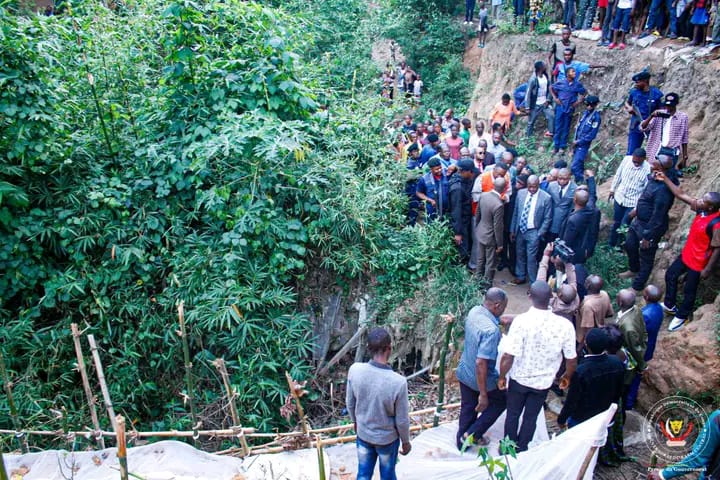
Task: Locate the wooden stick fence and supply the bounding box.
[71,323,105,449]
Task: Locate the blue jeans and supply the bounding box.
[571,144,589,182]
[612,7,632,32]
[513,0,525,19]
[609,200,632,247]
[357,437,400,480]
[646,0,677,34]
[563,0,576,27]
[602,0,616,41]
[466,0,476,21]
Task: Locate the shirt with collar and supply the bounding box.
[611,156,651,208]
[523,191,539,230]
[456,305,502,392]
[504,306,577,390]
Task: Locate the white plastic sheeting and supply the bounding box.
[3,405,614,480]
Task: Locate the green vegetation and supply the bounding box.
[0,0,481,447]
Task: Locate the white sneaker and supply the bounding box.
[668,316,687,331]
[662,303,677,315]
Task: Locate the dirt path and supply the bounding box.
[492,268,531,315]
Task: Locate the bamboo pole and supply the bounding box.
[434,313,456,427]
[317,325,367,376]
[230,421,452,456]
[0,448,8,480]
[316,435,326,480]
[213,358,249,457]
[71,323,105,449]
[0,350,28,453]
[177,301,199,442]
[116,416,128,480]
[0,427,253,438]
[88,334,119,433]
[284,371,310,444]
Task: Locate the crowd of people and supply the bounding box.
[350,25,720,480]
[461,0,720,47]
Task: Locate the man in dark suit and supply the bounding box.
[559,189,595,298]
[450,159,479,263]
[510,175,553,284]
[547,168,577,241]
[475,177,506,281]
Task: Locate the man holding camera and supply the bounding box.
[641,92,689,171]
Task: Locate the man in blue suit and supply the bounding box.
[510,175,553,285]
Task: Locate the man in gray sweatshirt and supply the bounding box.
[346,327,411,480]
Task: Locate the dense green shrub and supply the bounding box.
[0,0,471,445]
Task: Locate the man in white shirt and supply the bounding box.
[498,281,577,452]
[608,148,651,247]
[468,121,494,153]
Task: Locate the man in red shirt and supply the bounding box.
[656,172,720,331]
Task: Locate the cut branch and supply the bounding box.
[72,323,105,449]
[87,334,118,433]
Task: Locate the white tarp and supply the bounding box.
[4,405,615,480]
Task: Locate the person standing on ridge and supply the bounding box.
[653,173,720,332]
[623,71,663,155]
[570,95,601,183]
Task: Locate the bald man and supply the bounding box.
[456,288,509,450]
[613,289,647,459]
[499,281,577,451]
[620,155,679,293]
[510,175,553,284]
[577,275,614,344]
[625,285,663,410]
[473,177,507,281]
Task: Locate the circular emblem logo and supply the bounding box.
[643,395,708,463]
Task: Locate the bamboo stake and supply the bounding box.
[284,372,310,442]
[213,358,249,457]
[318,325,367,376]
[0,448,8,480]
[71,324,105,449]
[87,334,118,433]
[0,350,28,453]
[0,427,253,438]
[434,313,456,427]
[177,301,199,443]
[116,416,128,480]
[316,435,326,480]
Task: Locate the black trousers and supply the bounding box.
[625,227,659,291]
[664,255,702,320]
[457,382,507,448]
[504,378,548,452]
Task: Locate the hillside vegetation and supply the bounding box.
[0,0,478,445]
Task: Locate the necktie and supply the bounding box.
[560,187,565,198]
[520,194,533,233]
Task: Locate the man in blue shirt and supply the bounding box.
[456,288,508,450]
[570,95,602,183]
[625,284,663,410]
[624,71,663,155]
[550,67,587,155]
[415,158,449,222]
[419,133,440,166]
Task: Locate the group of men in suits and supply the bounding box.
[470,159,600,291]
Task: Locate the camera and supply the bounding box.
[655,111,671,118]
[553,240,575,263]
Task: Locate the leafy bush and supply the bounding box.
[0,0,468,445]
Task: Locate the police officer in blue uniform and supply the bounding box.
[550,66,587,155]
[571,95,602,182]
[415,157,449,222]
[624,71,663,155]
